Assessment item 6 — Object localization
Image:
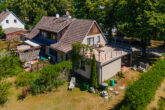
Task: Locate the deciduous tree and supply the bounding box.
[108,0,165,57]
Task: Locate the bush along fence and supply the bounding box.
[120,59,165,110]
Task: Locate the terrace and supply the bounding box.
[86,45,132,64]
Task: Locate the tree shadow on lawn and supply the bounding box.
[132,51,159,66]
[109,98,125,110]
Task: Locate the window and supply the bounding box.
[51,34,56,40]
[80,60,85,71]
[14,19,17,23]
[97,36,100,43]
[6,20,9,23]
[41,32,47,38]
[87,37,94,47]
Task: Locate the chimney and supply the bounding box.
[56,14,60,18]
[66,11,71,18]
[66,11,70,16]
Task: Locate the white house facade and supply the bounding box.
[0,11,25,29]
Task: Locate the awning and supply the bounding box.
[24,40,40,47]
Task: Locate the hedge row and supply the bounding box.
[120,60,165,110]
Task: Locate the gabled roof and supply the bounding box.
[0,10,10,23]
[0,10,25,25]
[51,19,94,53]
[26,16,104,53]
[38,17,74,33]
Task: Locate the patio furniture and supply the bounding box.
[137,62,149,72]
[132,65,137,71]
[68,77,76,91]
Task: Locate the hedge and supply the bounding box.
[120,60,165,110]
[30,60,72,95]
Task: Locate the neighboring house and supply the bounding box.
[0,9,27,40]
[22,15,132,84]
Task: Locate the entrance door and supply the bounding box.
[49,48,57,62]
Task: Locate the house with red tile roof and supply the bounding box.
[22,15,132,84]
[0,9,27,40]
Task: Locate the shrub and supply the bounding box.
[30,61,72,95]
[0,56,24,79]
[30,79,46,95]
[120,60,165,110]
[0,82,11,105]
[158,97,165,110]
[15,72,39,87]
[18,86,31,100]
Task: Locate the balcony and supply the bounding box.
[32,35,57,46]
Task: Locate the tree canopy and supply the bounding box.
[107,0,165,56]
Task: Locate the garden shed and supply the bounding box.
[16,40,41,62]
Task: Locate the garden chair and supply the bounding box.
[68,77,76,91]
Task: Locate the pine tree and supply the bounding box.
[90,54,98,89]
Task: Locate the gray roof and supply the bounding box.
[26,16,101,53]
[38,17,74,33]
[51,19,94,53]
[4,28,26,34]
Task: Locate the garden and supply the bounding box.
[0,56,72,106]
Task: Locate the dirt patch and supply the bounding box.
[107,69,140,110]
[147,78,165,110]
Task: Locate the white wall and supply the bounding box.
[75,64,91,79]
[82,34,106,46]
[101,58,121,82]
[0,13,25,29]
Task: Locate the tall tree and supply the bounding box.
[105,0,120,39]
[90,54,98,89]
[0,0,7,12]
[160,32,165,48]
[73,0,109,31]
[109,0,165,57]
[45,0,75,17]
